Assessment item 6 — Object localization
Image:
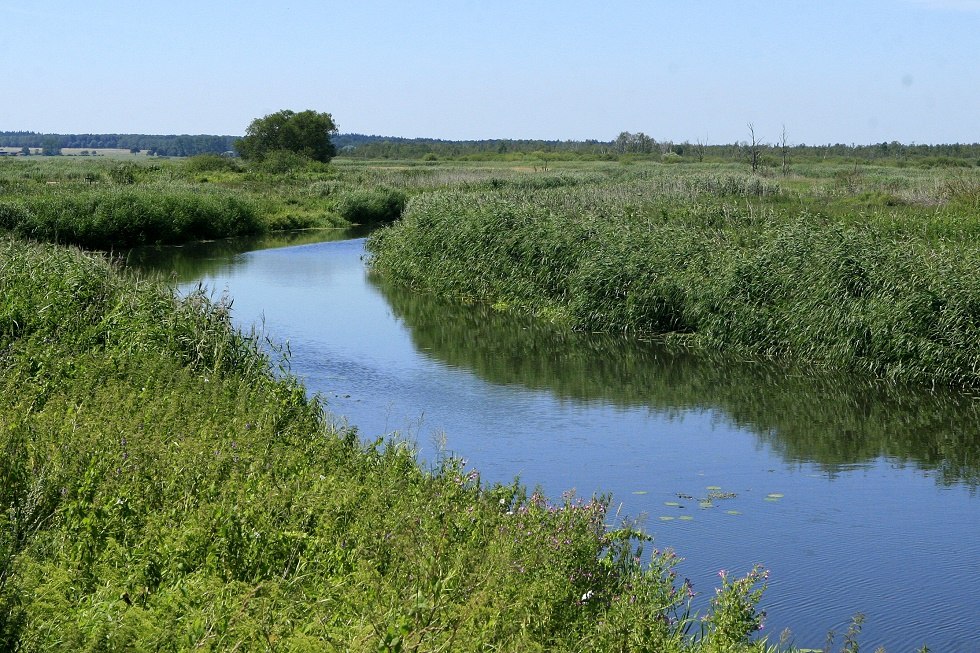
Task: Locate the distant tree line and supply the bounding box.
[3,130,978,166]
[335,132,980,166]
[333,134,615,160]
[0,132,238,157]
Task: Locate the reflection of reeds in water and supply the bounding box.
[373,272,980,487]
[124,227,369,283]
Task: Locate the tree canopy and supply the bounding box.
[235,109,338,163]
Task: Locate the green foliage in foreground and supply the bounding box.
[1,237,781,651]
[367,168,980,388]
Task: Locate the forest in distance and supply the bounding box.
[2,129,979,166]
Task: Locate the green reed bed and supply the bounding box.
[0,157,360,247]
[0,187,262,248]
[367,168,980,388]
[1,237,783,651]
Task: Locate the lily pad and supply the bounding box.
[698,500,714,509]
[726,510,741,515]
[664,501,682,507]
[766,493,784,499]
[705,485,722,491]
[659,516,675,521]
[632,490,648,495]
[678,515,694,521]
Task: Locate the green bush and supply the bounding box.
[2,189,261,247]
[254,149,312,174]
[335,187,407,225]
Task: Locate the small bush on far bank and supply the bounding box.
[335,187,407,225]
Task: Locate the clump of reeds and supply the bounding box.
[368,173,980,388]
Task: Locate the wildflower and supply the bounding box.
[683,578,696,598]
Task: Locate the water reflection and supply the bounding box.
[125,227,371,283]
[371,273,980,489]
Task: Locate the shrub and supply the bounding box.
[335,187,407,225]
[3,189,261,247]
[254,149,312,174]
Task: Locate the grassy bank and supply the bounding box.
[1,236,784,651]
[0,156,411,247]
[367,164,980,388]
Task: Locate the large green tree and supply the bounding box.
[235,109,338,163]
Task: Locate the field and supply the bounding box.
[3,154,978,649]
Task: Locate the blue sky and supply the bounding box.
[1,0,977,144]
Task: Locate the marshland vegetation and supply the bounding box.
[3,150,979,650]
[367,160,980,389]
[1,237,780,651]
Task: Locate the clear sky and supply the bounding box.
[1,0,977,144]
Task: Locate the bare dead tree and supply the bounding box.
[747,123,762,173]
[694,134,707,163]
[780,124,789,176]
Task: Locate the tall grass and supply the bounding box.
[1,236,782,651]
[368,168,980,388]
[0,188,261,247]
[0,157,350,247]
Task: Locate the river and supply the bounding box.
[129,230,979,652]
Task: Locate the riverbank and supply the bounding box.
[0,156,410,248]
[367,164,980,389]
[1,236,782,651]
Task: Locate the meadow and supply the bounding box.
[2,153,974,649]
[0,155,414,247]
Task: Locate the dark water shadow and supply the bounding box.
[372,274,980,488]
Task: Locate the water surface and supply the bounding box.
[133,233,979,652]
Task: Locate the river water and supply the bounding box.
[130,231,979,652]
